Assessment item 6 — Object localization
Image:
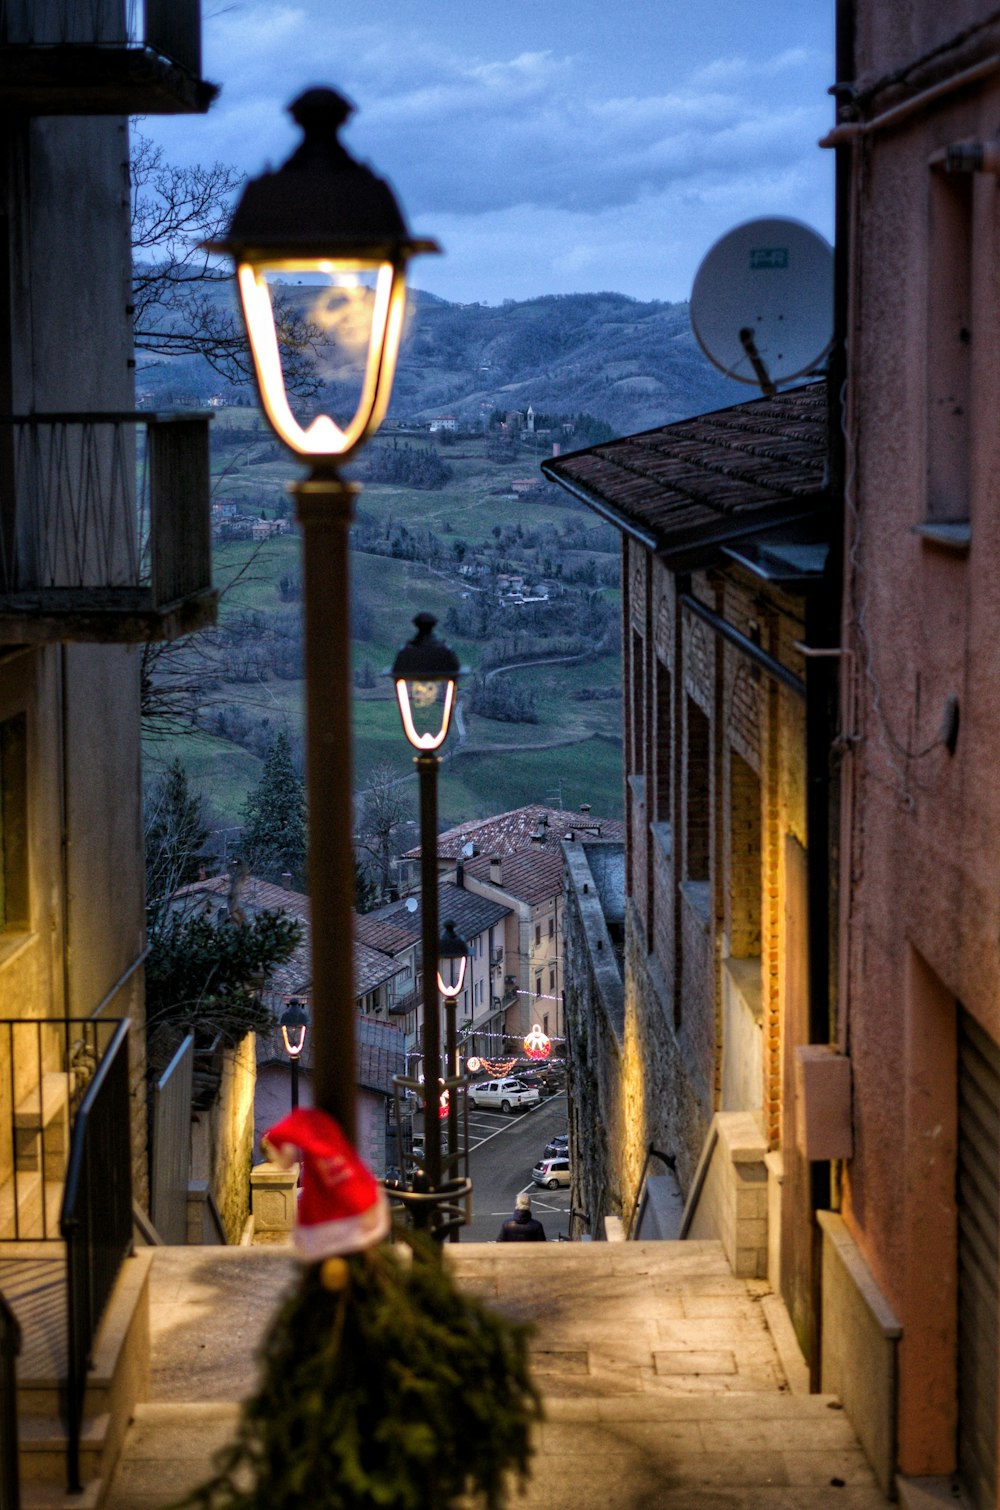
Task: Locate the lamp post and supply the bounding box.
[437,919,470,1241]
[207,89,438,1138]
[390,613,461,1233]
[280,999,309,1111]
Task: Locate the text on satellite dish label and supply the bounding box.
[750,248,789,271]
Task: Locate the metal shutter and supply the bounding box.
[957,1009,1000,1510]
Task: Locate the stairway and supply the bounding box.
[2,1246,151,1510]
[104,1238,891,1508]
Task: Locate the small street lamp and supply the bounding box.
[437,919,470,1240]
[279,998,309,1111]
[207,89,438,1138]
[390,614,462,1236]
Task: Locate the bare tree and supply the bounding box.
[356,763,413,902]
[130,129,322,394]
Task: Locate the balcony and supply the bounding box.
[0,412,217,643]
[0,0,218,114]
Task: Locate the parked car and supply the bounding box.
[532,1155,572,1189]
[467,1077,540,1113]
[543,1135,569,1159]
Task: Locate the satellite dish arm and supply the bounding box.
[739,328,777,398]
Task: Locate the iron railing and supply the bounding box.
[60,1018,132,1495]
[0,0,201,73]
[0,1288,20,1510]
[0,1016,120,1242]
[0,414,213,638]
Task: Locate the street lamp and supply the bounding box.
[390,614,461,1233]
[207,89,438,1138]
[437,919,470,1241]
[280,999,309,1111]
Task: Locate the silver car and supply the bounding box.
[532,1155,571,1189]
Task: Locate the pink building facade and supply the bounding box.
[825,4,1000,1503]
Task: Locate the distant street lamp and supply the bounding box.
[207,89,438,1138]
[279,999,309,1111]
[437,918,470,1239]
[390,614,461,1235]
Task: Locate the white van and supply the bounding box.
[467,1078,540,1113]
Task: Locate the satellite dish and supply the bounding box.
[461,841,475,857]
[405,897,418,913]
[690,217,833,393]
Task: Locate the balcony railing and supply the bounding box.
[0,413,217,643]
[0,0,218,113]
[0,1015,123,1240]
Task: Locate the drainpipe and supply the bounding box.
[804,0,855,1393]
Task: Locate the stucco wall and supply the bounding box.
[839,11,1000,1477]
[192,1034,257,1245]
[0,112,147,1213]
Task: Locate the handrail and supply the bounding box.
[627,1143,676,1239]
[0,1290,21,1510]
[60,1019,133,1495]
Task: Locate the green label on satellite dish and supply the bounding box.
[750,247,789,270]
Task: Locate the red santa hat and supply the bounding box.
[262,1107,390,1259]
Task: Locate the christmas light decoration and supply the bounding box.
[523,1024,552,1061]
[466,1056,482,1074]
[481,1057,517,1077]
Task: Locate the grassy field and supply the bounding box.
[144,428,624,836]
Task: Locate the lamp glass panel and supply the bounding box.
[237,259,407,457]
[395,676,456,751]
[437,954,467,999]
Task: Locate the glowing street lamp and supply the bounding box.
[279,999,309,1110]
[392,613,460,752]
[208,88,438,467]
[390,616,462,1233]
[436,919,469,1001]
[206,88,438,1139]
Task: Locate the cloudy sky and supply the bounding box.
[146,0,834,306]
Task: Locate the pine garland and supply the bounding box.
[172,1229,543,1510]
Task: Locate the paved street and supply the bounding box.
[418,1089,573,1241]
[105,1239,890,1509]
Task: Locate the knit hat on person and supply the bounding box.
[515,1192,531,1212]
[262,1107,390,1259]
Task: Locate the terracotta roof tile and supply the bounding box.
[541,381,829,569]
[402,803,624,862]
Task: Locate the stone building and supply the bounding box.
[544,382,837,1353]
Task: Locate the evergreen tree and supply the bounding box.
[241,731,308,886]
[144,758,210,923]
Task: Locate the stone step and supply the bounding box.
[18,1411,110,1481]
[20,1479,104,1510]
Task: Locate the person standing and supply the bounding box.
[496,1191,547,1242]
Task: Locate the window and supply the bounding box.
[631,629,645,774]
[0,714,27,931]
[543,1014,549,1034]
[655,657,672,821]
[535,923,541,947]
[535,976,542,997]
[549,968,555,992]
[729,751,761,958]
[926,165,973,523]
[548,917,554,938]
[685,696,710,882]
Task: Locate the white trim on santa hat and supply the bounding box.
[293,1184,391,1259]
